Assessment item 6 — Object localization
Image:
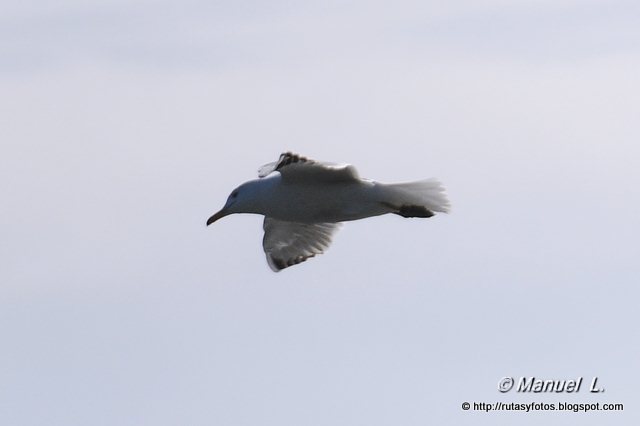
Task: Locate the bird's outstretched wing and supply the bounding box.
[262,217,341,271]
[258,152,360,182]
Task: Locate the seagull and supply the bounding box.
[207,152,450,271]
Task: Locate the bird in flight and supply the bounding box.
[207,152,450,271]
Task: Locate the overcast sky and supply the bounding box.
[1,1,639,425]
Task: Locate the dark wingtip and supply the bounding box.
[267,255,287,272]
[266,254,315,272]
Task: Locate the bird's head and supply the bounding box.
[206,180,261,225]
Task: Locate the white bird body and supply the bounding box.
[207,152,450,271]
[231,174,388,223]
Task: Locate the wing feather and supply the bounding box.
[258,152,359,183]
[262,217,341,271]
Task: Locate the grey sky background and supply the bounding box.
[1,0,639,424]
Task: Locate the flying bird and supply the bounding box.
[207,152,450,271]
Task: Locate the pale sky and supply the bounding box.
[1,1,639,425]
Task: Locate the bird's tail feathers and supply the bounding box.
[381,179,450,217]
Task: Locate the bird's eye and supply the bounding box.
[231,191,239,199]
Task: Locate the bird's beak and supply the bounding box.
[206,209,229,226]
